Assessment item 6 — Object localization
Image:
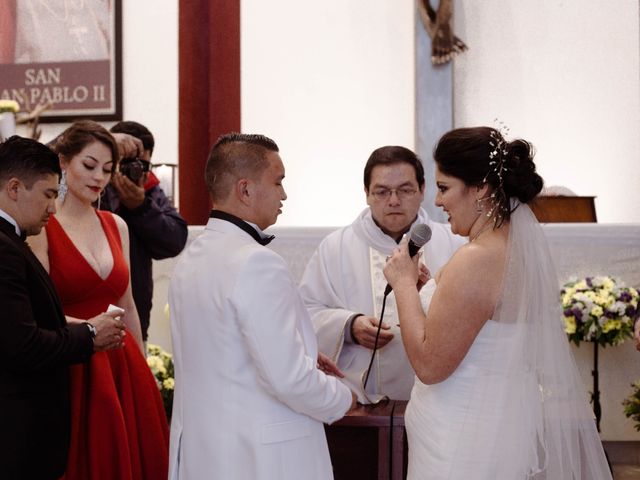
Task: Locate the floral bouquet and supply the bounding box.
[0,99,20,114]
[561,276,638,347]
[146,343,175,420]
[623,381,640,431]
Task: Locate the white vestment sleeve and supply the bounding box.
[233,248,352,424]
[299,241,361,361]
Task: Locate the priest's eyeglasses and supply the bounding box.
[370,187,418,201]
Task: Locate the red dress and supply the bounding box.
[46,211,169,480]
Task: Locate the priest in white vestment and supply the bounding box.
[300,146,465,403]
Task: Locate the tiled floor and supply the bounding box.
[614,464,640,479]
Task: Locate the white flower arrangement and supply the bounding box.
[561,276,638,347]
[0,99,20,114]
[146,343,174,419]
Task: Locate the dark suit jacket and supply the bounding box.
[0,218,93,480]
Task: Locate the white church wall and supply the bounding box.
[453,0,640,223]
[23,1,640,225]
[240,0,416,227]
[29,1,638,225]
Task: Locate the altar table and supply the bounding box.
[326,400,408,480]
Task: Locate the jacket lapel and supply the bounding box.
[0,219,66,327]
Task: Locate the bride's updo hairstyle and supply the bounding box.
[434,126,543,226]
[51,120,119,171]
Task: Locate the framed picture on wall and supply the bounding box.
[0,0,122,122]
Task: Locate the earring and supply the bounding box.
[58,170,67,203]
[486,192,497,218]
[97,190,102,210]
[475,198,483,213]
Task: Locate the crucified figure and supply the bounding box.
[417,0,467,65]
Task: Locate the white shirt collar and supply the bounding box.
[351,207,431,254]
[0,208,21,237]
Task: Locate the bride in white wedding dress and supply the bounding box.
[384,127,612,479]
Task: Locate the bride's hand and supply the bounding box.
[383,238,419,290]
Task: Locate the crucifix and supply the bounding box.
[415,0,467,221]
[417,0,467,65]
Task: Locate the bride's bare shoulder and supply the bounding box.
[439,235,506,286]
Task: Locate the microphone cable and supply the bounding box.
[362,289,390,391]
[361,223,431,393]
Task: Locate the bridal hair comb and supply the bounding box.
[482,119,511,224]
[484,119,509,188]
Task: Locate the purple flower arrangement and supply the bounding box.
[561,276,638,346]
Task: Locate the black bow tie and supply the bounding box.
[209,210,275,246]
[19,230,27,242]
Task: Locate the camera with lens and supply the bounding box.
[119,158,150,183]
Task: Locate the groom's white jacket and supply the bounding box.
[168,218,352,480]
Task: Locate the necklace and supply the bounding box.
[469,222,493,242]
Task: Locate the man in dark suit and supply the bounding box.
[0,136,126,480]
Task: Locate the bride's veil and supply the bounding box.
[450,201,612,479]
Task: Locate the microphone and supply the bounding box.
[384,223,432,296]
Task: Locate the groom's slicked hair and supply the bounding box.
[205,133,279,202]
[0,136,61,188]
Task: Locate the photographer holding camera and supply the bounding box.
[101,121,188,345]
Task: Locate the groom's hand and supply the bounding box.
[352,315,394,349]
[317,352,344,377]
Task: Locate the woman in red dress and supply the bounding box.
[30,120,169,480]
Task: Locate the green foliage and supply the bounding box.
[623,381,640,432]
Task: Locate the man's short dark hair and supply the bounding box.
[110,121,155,154]
[0,136,61,188]
[363,146,425,191]
[205,133,279,202]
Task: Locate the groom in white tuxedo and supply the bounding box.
[168,133,355,480]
